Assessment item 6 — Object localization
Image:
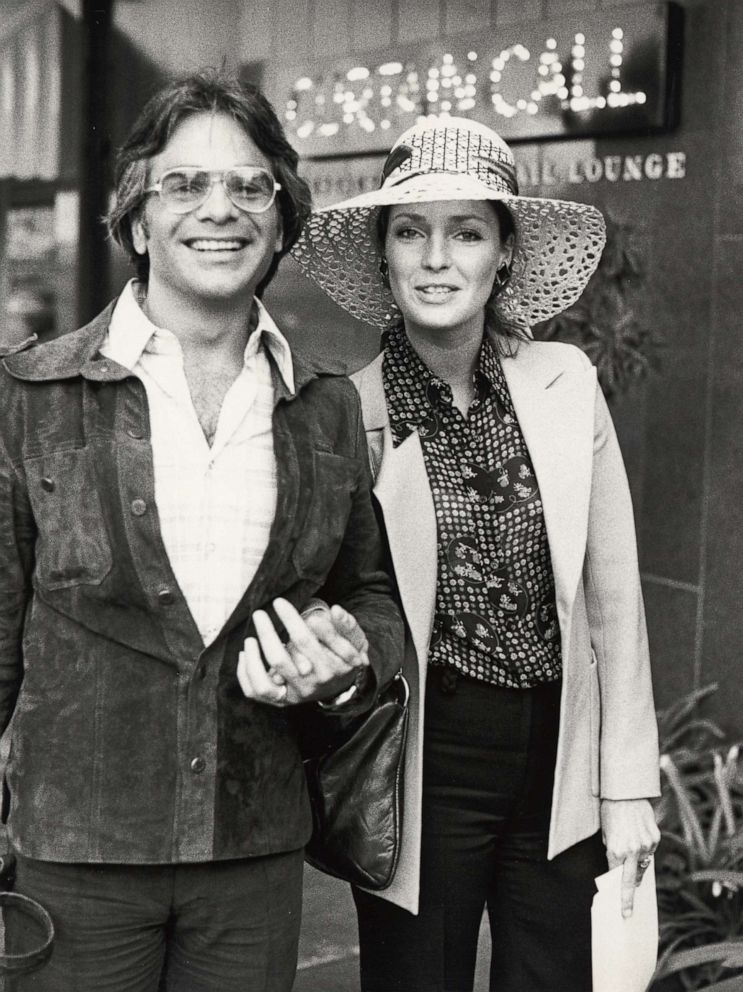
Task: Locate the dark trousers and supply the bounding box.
[6,849,304,992]
[354,673,607,992]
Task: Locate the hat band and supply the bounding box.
[382,165,516,197]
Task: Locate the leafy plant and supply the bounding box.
[651,686,743,991]
[534,215,663,398]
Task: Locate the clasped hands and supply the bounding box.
[600,797,661,918]
[237,597,370,707]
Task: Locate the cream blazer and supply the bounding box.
[352,339,661,914]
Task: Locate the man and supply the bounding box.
[0,71,402,991]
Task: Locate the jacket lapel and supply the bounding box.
[374,430,438,661]
[502,350,596,627]
[354,358,437,662]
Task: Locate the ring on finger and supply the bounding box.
[287,645,314,676]
[638,855,652,870]
[274,683,289,704]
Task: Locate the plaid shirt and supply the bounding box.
[102,282,294,644]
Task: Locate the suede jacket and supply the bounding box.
[0,301,403,864]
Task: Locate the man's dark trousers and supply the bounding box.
[7,850,304,992]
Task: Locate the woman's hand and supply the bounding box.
[600,798,660,918]
[237,598,370,706]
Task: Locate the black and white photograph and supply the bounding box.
[0,1,740,990]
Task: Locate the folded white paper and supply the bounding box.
[591,859,658,992]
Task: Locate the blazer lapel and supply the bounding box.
[354,357,437,663]
[374,429,438,662]
[502,351,596,627]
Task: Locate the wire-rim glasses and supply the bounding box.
[144,166,282,215]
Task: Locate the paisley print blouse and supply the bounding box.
[382,325,561,689]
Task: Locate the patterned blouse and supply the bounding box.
[382,325,562,689]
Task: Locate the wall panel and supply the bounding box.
[351,0,393,50]
[313,0,352,58]
[643,581,698,712]
[443,0,490,37]
[546,0,597,12]
[398,0,441,43]
[269,0,311,62]
[494,0,543,25]
[236,1,273,63]
[115,0,242,75]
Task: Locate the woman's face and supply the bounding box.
[384,199,512,344]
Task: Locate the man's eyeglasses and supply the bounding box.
[144,166,282,215]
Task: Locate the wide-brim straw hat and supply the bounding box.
[292,117,607,330]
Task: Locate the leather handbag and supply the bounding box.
[304,671,409,890]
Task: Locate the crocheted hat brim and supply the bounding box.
[292,175,606,331]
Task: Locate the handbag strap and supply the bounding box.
[389,670,409,707]
[0,853,55,976]
[366,428,384,483]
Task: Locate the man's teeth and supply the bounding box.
[419,286,454,296]
[189,240,244,251]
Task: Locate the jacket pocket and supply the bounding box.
[589,651,601,797]
[24,448,113,589]
[291,450,356,583]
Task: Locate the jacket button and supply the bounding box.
[157,588,174,606]
[196,665,207,681]
[41,477,55,492]
[190,756,206,774]
[131,498,147,516]
[127,427,145,440]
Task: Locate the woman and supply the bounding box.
[292,117,660,992]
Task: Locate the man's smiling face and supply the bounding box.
[132,111,283,309]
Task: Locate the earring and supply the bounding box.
[493,260,512,294]
[379,255,390,289]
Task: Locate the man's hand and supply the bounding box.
[600,798,660,918]
[237,598,370,707]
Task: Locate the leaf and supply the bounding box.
[708,805,723,859]
[714,752,738,838]
[663,720,727,753]
[658,941,743,976]
[677,889,719,918]
[661,754,710,860]
[658,685,721,739]
[689,871,743,889]
[696,976,743,992]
